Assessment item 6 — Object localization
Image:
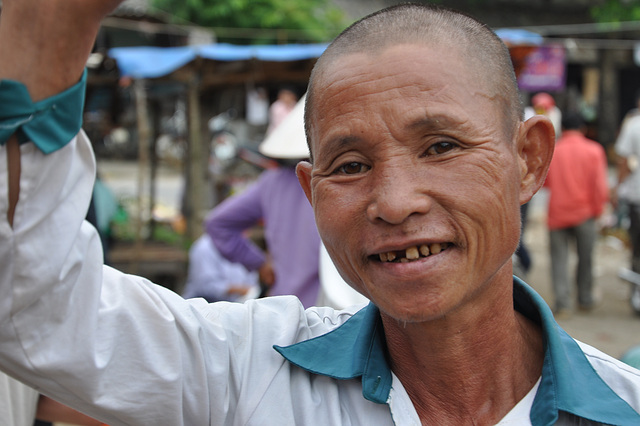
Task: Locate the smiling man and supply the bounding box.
[1,2,639,425]
[296,14,547,424]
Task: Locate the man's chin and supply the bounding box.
[375,296,453,325]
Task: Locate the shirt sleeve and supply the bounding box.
[0,132,303,425]
[615,119,638,158]
[0,86,317,425]
[0,124,227,424]
[205,176,268,271]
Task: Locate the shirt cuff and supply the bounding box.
[0,69,87,154]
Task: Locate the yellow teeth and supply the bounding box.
[406,246,419,260]
[379,252,396,262]
[378,243,448,262]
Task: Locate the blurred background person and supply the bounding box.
[265,87,297,135]
[182,233,260,303]
[615,91,640,275]
[513,203,533,279]
[525,92,562,139]
[205,95,321,308]
[544,112,609,318]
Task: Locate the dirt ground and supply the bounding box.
[522,190,640,360]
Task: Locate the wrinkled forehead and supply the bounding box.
[312,39,470,90]
[307,45,483,131]
[304,44,517,161]
[316,38,482,97]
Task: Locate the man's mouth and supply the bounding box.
[376,243,451,263]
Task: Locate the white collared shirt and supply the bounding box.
[1,133,639,425]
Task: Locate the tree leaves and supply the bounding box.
[591,0,640,23]
[151,0,347,44]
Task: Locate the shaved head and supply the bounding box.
[304,3,522,161]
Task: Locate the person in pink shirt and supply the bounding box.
[265,87,298,135]
[544,112,609,317]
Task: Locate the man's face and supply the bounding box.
[298,44,524,323]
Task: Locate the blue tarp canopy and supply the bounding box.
[109,43,329,79]
[494,28,544,46]
[108,30,542,80]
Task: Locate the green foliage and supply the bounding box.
[591,0,640,22]
[151,0,347,44]
[109,197,186,247]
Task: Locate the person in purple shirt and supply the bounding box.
[205,96,321,308]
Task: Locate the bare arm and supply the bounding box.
[0,0,123,225]
[0,0,121,100]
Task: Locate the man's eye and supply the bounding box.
[336,162,369,175]
[425,141,457,156]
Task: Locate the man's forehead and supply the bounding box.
[305,57,511,160]
[308,43,471,121]
[317,42,458,78]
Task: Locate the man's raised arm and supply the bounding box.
[0,0,122,224]
[0,3,235,424]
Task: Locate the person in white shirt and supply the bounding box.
[182,234,260,303]
[0,1,639,425]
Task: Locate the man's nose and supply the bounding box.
[366,167,432,225]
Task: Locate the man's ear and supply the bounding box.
[517,115,555,204]
[296,160,313,205]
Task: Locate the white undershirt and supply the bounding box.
[389,374,542,425]
[496,376,542,425]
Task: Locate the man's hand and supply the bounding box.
[36,395,105,426]
[0,0,124,100]
[227,286,251,297]
[258,262,276,288]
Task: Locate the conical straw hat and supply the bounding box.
[259,94,310,160]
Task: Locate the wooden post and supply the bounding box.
[149,99,161,238]
[186,72,206,243]
[133,78,151,271]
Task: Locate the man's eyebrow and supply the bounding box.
[320,134,362,154]
[406,115,460,132]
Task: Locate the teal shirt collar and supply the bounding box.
[0,69,86,154]
[274,300,391,404]
[275,277,640,425]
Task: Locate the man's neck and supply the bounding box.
[381,278,544,425]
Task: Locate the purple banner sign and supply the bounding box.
[517,44,566,92]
